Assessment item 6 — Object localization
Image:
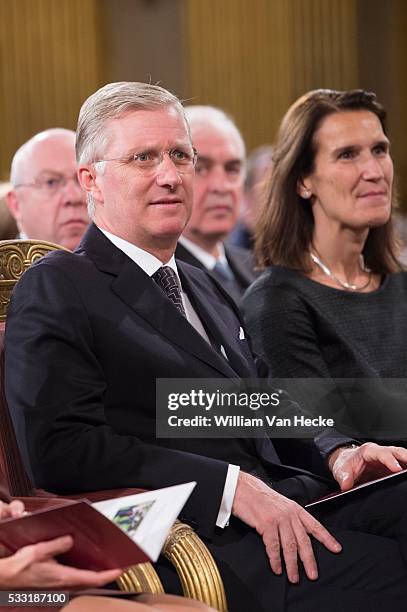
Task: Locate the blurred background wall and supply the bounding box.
[1,0,406,206]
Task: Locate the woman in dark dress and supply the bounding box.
[243,89,407,444]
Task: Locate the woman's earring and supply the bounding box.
[302,190,311,199]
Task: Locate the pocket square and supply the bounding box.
[220,345,228,360]
[239,327,245,340]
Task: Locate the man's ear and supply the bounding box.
[296,176,313,200]
[6,190,21,221]
[78,165,104,204]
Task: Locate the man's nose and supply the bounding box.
[207,166,229,193]
[155,155,183,189]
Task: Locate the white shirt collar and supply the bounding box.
[178,235,227,270]
[98,228,224,357]
[98,227,180,280]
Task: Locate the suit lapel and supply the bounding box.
[175,243,205,270]
[81,225,238,377]
[179,264,254,377]
[177,242,243,301]
[114,261,239,377]
[225,245,255,288]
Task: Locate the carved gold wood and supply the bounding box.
[0,240,69,321]
[117,521,227,610]
[163,521,227,612]
[118,562,165,595]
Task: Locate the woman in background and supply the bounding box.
[243,89,407,444]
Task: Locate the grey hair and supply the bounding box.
[10,128,75,186]
[76,81,188,164]
[183,105,246,157]
[87,193,95,218]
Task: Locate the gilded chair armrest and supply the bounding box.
[117,562,164,595]
[163,520,227,612]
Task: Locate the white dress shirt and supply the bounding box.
[178,235,229,270]
[99,227,239,527]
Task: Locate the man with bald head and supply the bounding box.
[176,106,256,303]
[7,128,89,250]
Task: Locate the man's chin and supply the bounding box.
[193,228,230,243]
[156,219,189,240]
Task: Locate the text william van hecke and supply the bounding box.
[213,415,334,427]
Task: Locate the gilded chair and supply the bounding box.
[0,239,227,611]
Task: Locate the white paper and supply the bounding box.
[92,481,196,561]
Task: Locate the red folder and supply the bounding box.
[0,500,149,571]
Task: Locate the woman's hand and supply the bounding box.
[329,442,407,491]
[0,499,25,520]
[0,535,122,589]
[0,501,122,588]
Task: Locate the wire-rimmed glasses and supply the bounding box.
[92,147,198,176]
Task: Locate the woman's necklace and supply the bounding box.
[310,251,372,291]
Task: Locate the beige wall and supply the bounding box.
[357,0,407,206]
[0,0,103,180]
[184,0,358,150]
[1,0,406,205]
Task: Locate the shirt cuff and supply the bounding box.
[216,464,240,528]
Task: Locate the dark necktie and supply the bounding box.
[213,260,235,282]
[212,260,243,298]
[152,266,186,317]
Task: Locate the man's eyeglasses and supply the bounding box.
[14,172,81,195]
[92,148,198,176]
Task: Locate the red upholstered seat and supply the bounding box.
[0,321,32,497]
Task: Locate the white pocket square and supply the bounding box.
[239,327,245,340]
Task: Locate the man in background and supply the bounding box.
[6,128,89,250]
[176,106,255,303]
[228,144,273,250]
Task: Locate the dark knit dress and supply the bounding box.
[243,267,407,443]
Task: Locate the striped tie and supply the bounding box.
[152,266,186,317]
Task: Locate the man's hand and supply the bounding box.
[0,535,122,589]
[232,472,341,584]
[328,442,407,491]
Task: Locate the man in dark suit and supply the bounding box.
[176,106,255,303]
[6,82,407,612]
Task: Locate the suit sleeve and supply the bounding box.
[5,261,228,539]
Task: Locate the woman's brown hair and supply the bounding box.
[255,89,401,274]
